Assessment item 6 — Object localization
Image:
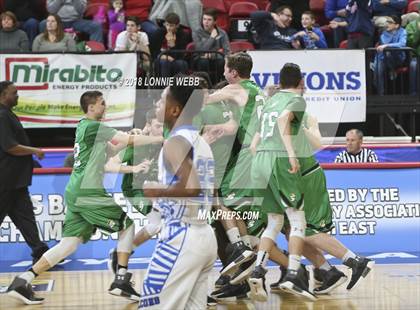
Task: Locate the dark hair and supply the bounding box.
[126,16,140,26]
[0,81,14,97]
[302,11,315,20]
[280,63,302,88]
[347,128,364,139]
[43,14,65,42]
[203,8,218,21]
[165,12,180,25]
[192,72,212,89]
[0,11,17,27]
[389,15,401,26]
[168,74,204,118]
[226,52,253,78]
[275,5,292,15]
[80,91,103,113]
[146,109,157,123]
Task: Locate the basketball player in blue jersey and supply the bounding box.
[138,79,218,309]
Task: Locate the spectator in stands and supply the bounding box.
[156,13,189,78]
[373,15,407,95]
[251,6,300,50]
[345,0,374,49]
[108,0,125,50]
[325,0,349,47]
[115,16,151,72]
[32,14,76,52]
[406,5,420,95]
[0,81,49,264]
[41,0,103,43]
[335,129,379,162]
[294,11,327,49]
[270,0,310,30]
[0,11,29,52]
[372,0,407,30]
[4,0,45,46]
[192,8,230,84]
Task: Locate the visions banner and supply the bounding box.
[0,53,137,128]
[248,50,367,123]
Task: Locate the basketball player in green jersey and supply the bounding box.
[7,91,163,305]
[205,53,266,276]
[248,63,315,301]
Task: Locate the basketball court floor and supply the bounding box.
[1,263,419,309]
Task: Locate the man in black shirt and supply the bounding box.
[251,6,301,50]
[0,81,49,264]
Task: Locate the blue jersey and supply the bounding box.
[156,125,215,225]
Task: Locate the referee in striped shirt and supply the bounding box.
[335,129,379,163]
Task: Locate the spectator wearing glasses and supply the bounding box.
[372,15,407,95]
[270,0,310,30]
[372,0,407,30]
[251,6,300,50]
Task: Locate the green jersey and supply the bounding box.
[257,91,306,152]
[65,118,117,200]
[120,144,160,198]
[295,114,318,172]
[236,80,265,146]
[193,101,239,186]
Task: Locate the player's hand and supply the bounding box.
[288,157,300,174]
[129,128,143,135]
[306,115,319,130]
[34,148,45,160]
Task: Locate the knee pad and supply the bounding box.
[145,210,161,236]
[44,237,81,266]
[117,223,134,253]
[261,213,284,242]
[285,208,306,239]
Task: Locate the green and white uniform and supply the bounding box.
[220,80,265,213]
[120,144,160,216]
[251,91,306,215]
[63,119,132,242]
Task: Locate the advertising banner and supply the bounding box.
[0,53,137,128]
[248,50,367,123]
[0,168,419,264]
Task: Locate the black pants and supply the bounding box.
[0,187,49,261]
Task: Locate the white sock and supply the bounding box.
[342,250,357,263]
[255,250,269,268]
[288,254,301,271]
[241,235,252,248]
[319,260,332,271]
[18,270,36,283]
[226,227,241,244]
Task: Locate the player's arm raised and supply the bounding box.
[143,136,201,198]
[207,84,248,107]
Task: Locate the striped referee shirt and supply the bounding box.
[334,148,379,163]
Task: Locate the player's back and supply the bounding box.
[157,125,215,225]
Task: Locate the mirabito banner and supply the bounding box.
[0,53,137,128]
[248,50,367,123]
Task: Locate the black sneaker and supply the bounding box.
[313,268,327,285]
[230,255,257,285]
[270,265,288,293]
[108,272,140,301]
[248,265,268,302]
[207,295,217,307]
[6,277,44,305]
[214,274,231,289]
[211,282,250,303]
[343,256,374,290]
[220,241,254,275]
[314,266,347,294]
[108,248,118,274]
[279,267,316,301]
